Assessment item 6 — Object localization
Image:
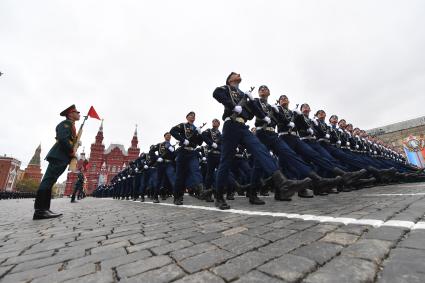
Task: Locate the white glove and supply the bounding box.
[196,127,202,135]
[135,168,139,172]
[356,145,359,149]
[212,142,218,149]
[294,109,302,115]
[374,151,377,155]
[144,165,148,169]
[325,134,330,139]
[78,141,82,146]
[287,122,295,128]
[308,128,314,135]
[183,139,190,146]
[157,157,163,163]
[263,116,271,124]
[245,91,254,100]
[168,146,175,152]
[118,178,121,181]
[123,177,126,180]
[202,157,207,161]
[346,142,350,146]
[233,105,242,114]
[271,104,279,112]
[338,128,343,133]
[337,140,342,145]
[313,119,319,126]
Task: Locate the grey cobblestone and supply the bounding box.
[212,251,274,281]
[116,255,172,279]
[179,248,234,274]
[173,270,225,283]
[121,264,185,283]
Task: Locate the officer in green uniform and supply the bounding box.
[33,105,80,220]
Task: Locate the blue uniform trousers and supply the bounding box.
[156,162,175,194]
[281,135,337,176]
[205,152,220,189]
[257,130,313,179]
[216,120,278,193]
[175,149,203,195]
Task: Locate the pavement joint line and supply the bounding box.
[106,198,425,230]
[364,193,425,196]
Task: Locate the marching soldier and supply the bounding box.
[170,111,205,205]
[33,105,80,220]
[213,72,311,210]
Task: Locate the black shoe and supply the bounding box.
[298,188,314,198]
[153,196,160,203]
[140,196,145,202]
[70,200,77,203]
[33,210,62,220]
[337,184,351,192]
[333,168,367,185]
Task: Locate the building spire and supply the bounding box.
[28,144,41,166]
[99,119,104,132]
[134,124,138,136]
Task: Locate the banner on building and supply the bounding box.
[403,135,425,168]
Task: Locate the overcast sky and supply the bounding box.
[1,0,424,182]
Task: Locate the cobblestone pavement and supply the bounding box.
[1,183,425,283]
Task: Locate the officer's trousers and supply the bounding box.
[205,152,220,189]
[34,160,68,210]
[156,162,175,194]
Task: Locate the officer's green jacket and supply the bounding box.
[46,119,76,163]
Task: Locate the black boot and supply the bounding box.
[353,177,377,189]
[140,195,145,202]
[214,191,230,210]
[153,194,160,203]
[333,168,368,185]
[309,172,341,195]
[247,186,265,205]
[173,193,183,205]
[202,189,214,202]
[272,171,312,201]
[298,188,314,198]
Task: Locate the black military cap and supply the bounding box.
[186,111,195,118]
[60,104,79,116]
[164,132,171,137]
[329,115,338,121]
[258,85,269,90]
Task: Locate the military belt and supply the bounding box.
[317,138,330,143]
[300,136,316,141]
[278,131,298,137]
[209,150,221,154]
[225,117,246,124]
[235,154,244,158]
[183,147,195,151]
[256,127,275,132]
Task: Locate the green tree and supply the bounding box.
[15,179,39,193]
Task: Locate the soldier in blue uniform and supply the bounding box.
[33,105,80,220]
[252,85,315,200]
[201,119,222,202]
[213,72,311,210]
[149,132,176,203]
[170,111,205,205]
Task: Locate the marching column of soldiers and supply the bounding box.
[0,191,36,200]
[92,72,425,210]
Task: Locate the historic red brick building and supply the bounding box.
[0,155,21,191]
[22,144,43,183]
[64,121,140,196]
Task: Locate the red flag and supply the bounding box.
[87,106,100,120]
